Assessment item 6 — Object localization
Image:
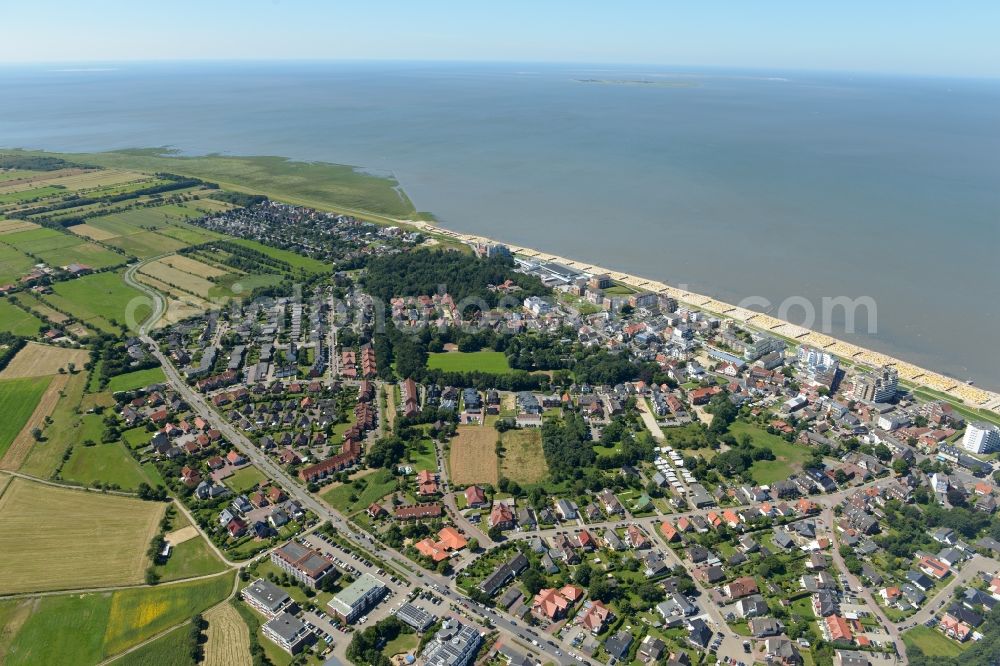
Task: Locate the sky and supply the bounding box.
[3,0,999,77]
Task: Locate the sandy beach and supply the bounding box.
[408,220,1000,414]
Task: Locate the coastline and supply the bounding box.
[3,146,995,415]
[406,219,1000,416]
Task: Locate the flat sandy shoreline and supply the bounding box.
[409,220,1000,414]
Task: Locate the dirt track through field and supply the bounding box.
[0,343,90,379]
[0,373,67,471]
[202,603,251,666]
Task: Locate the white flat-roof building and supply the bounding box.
[962,422,1000,454]
[328,573,386,623]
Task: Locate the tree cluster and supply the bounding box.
[541,413,595,480]
[362,248,548,309]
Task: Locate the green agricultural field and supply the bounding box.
[902,625,968,657]
[0,185,65,204]
[1,573,233,666]
[48,270,150,331]
[106,366,166,393]
[0,375,52,458]
[0,299,43,335]
[427,350,511,374]
[85,204,204,236]
[321,468,397,515]
[115,624,195,666]
[0,226,78,252]
[155,219,226,245]
[229,237,328,274]
[3,591,114,666]
[35,240,127,271]
[104,230,189,258]
[224,465,267,493]
[0,244,38,283]
[101,573,234,657]
[727,420,811,484]
[207,272,283,300]
[59,441,151,490]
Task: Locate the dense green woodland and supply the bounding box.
[361,248,548,307]
[0,154,88,170]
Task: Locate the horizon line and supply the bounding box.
[0,57,997,81]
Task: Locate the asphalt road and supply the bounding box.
[126,267,586,665]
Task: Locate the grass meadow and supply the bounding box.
[902,625,968,657]
[107,366,166,393]
[59,441,152,490]
[0,299,44,336]
[24,149,422,220]
[48,270,150,332]
[727,420,811,484]
[223,465,268,493]
[114,623,196,666]
[321,468,397,515]
[427,350,511,374]
[499,428,549,485]
[0,376,52,459]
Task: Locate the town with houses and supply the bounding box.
[3,173,1000,666]
[85,198,1000,666]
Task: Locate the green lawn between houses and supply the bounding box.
[106,366,167,393]
[224,465,268,493]
[902,625,969,657]
[426,350,511,374]
[727,420,811,484]
[321,468,398,515]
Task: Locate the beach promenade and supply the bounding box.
[408,220,1000,414]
